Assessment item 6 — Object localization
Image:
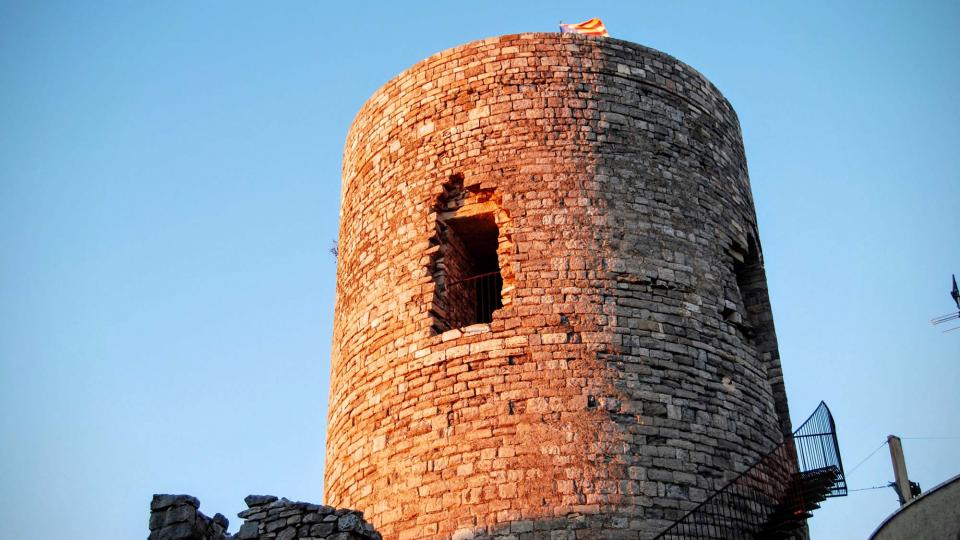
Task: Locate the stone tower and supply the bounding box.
[325,33,791,539]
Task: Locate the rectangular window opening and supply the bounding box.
[442,213,503,329]
[732,241,764,341]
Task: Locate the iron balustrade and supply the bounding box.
[655,401,846,539]
[445,271,503,326]
[792,402,846,498]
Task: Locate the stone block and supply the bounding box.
[237,521,260,540]
[244,495,279,508]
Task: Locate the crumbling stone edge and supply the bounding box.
[148,494,382,540]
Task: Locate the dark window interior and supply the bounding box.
[442,213,503,328]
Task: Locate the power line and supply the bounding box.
[849,483,891,492]
[843,436,958,499]
[847,439,888,475]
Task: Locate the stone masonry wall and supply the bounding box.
[328,33,791,539]
[148,494,381,540]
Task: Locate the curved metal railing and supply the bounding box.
[655,401,846,539]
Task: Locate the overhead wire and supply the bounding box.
[849,484,891,492]
[844,435,959,494]
[847,439,888,475]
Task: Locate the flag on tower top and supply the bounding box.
[559,18,609,37]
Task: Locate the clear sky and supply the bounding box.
[1,2,957,539]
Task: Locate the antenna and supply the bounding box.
[931,274,960,333]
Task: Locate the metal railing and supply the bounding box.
[655,401,845,539]
[445,271,503,326]
[793,401,846,498]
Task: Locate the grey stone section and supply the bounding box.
[588,38,794,534]
[148,494,381,540]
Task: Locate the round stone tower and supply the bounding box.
[326,33,791,539]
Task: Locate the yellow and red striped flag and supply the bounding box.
[559,18,609,37]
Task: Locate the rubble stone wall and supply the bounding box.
[148,494,381,540]
[328,33,790,539]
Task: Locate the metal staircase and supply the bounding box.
[655,402,846,539]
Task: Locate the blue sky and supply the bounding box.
[1,2,957,539]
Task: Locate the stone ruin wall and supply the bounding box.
[327,33,791,540]
[148,494,381,540]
